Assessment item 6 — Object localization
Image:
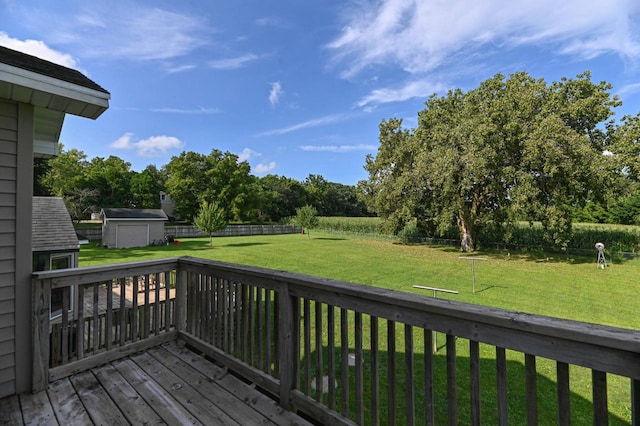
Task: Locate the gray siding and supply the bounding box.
[0,99,17,397]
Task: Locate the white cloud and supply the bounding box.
[299,144,377,153]
[165,64,197,74]
[357,78,448,108]
[27,6,209,61]
[151,107,220,114]
[254,162,277,174]
[0,32,80,69]
[110,133,184,158]
[328,0,640,78]
[269,81,283,107]
[256,114,349,136]
[209,54,258,70]
[110,132,135,150]
[617,82,640,98]
[238,148,260,162]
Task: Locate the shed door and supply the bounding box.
[116,224,149,248]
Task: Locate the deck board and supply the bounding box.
[19,389,57,425]
[93,364,163,425]
[1,341,310,425]
[46,378,92,425]
[0,394,24,426]
[163,343,312,426]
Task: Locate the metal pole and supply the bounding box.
[471,259,476,294]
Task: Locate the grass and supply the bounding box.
[80,232,640,329]
[79,232,639,424]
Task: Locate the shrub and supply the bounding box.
[398,219,423,244]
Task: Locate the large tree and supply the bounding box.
[363,71,619,251]
[164,149,256,222]
[130,164,164,209]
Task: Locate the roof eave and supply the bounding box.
[0,62,110,119]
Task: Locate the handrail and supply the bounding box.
[32,256,640,424]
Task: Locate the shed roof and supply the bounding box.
[101,208,168,220]
[32,197,79,252]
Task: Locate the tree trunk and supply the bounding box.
[457,214,475,252]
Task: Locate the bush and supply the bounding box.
[398,219,423,244]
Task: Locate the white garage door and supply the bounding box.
[116,224,149,248]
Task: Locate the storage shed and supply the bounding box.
[32,197,79,320]
[101,208,168,248]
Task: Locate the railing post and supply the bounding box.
[278,282,295,410]
[175,263,187,333]
[32,278,51,392]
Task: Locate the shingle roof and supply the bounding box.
[101,208,168,220]
[0,45,109,94]
[32,197,79,252]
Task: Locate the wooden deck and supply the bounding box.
[0,341,312,426]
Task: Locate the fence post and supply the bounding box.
[278,282,296,410]
[32,277,51,392]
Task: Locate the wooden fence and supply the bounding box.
[75,224,300,241]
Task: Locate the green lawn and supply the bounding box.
[79,232,639,424]
[80,231,640,330]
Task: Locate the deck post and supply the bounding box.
[278,282,295,410]
[32,278,51,392]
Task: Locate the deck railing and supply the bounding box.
[33,256,640,425]
[32,258,180,389]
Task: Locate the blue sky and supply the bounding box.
[2,1,640,185]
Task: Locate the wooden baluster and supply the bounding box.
[470,340,481,426]
[557,361,570,426]
[340,308,349,418]
[405,324,415,426]
[76,285,84,360]
[119,277,126,345]
[446,334,457,426]
[131,278,139,343]
[304,298,311,395]
[496,347,508,426]
[370,315,379,426]
[61,287,69,364]
[592,370,608,426]
[105,280,113,350]
[424,329,435,426]
[388,320,396,426]
[92,283,99,351]
[355,312,363,425]
[525,354,538,425]
[315,301,323,402]
[327,305,336,410]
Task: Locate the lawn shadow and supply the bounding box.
[430,244,602,265]
[314,237,347,241]
[475,285,508,294]
[224,242,270,248]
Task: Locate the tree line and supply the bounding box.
[359,71,640,251]
[34,147,371,223]
[35,70,640,252]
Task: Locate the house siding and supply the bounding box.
[0,99,17,397]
